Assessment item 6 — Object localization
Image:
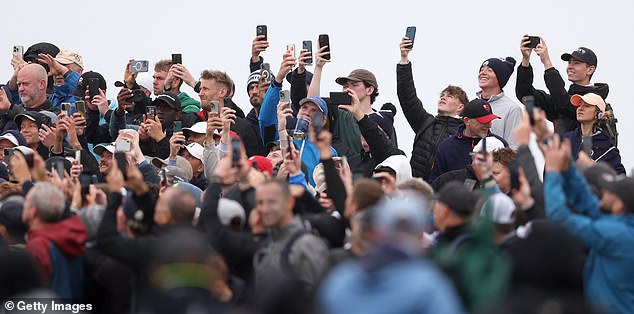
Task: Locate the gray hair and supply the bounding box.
[28,182,66,222]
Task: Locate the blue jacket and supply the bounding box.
[319,245,466,314]
[545,165,634,314]
[50,71,81,109]
[430,125,507,182]
[565,127,625,175]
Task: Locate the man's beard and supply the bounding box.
[20,95,35,108]
[250,96,261,108]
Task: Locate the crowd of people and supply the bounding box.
[0,29,632,314]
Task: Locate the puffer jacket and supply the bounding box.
[397,62,463,181]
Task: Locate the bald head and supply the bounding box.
[17,64,48,108]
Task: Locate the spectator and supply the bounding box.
[38,50,84,109]
[516,36,610,137]
[397,36,467,181]
[564,93,625,174]
[155,60,201,114]
[477,56,523,149]
[0,84,23,132]
[16,64,58,113]
[138,92,181,159]
[14,111,56,160]
[543,134,634,314]
[430,99,508,182]
[22,182,88,298]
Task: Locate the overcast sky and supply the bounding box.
[4,0,633,172]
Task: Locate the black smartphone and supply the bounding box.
[80,173,92,195]
[329,92,351,105]
[318,34,330,60]
[74,100,86,117]
[405,26,416,49]
[312,110,324,134]
[114,151,128,179]
[129,60,149,73]
[231,138,241,168]
[88,78,100,99]
[302,40,313,64]
[256,25,267,41]
[582,135,593,156]
[161,168,168,188]
[129,89,145,103]
[508,160,520,191]
[171,53,182,65]
[521,95,535,125]
[480,136,487,158]
[527,36,540,49]
[172,120,182,132]
[145,106,156,120]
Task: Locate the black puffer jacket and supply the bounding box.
[396,62,463,181]
[515,64,609,134]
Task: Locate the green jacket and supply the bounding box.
[178,92,201,114]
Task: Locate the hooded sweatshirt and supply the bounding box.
[25,215,88,297]
[178,92,201,114]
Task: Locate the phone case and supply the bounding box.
[319,35,330,60]
[405,26,416,48]
[303,41,313,63]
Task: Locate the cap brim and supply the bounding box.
[298,98,325,113]
[335,76,361,86]
[570,94,583,106]
[561,53,572,62]
[475,114,500,124]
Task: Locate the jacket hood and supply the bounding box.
[568,83,609,100]
[28,215,88,257]
[179,92,202,114]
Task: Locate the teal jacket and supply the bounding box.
[545,164,634,314]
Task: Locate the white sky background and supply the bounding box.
[3,0,633,172]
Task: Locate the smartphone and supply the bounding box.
[312,110,324,134]
[75,150,81,161]
[172,120,182,132]
[115,139,131,152]
[256,25,267,41]
[260,63,271,82]
[405,26,416,49]
[279,90,291,103]
[74,100,86,117]
[129,60,149,73]
[521,95,535,125]
[302,40,313,64]
[329,92,351,105]
[480,136,487,158]
[582,135,593,156]
[88,78,100,99]
[4,148,14,163]
[208,100,220,114]
[318,34,330,60]
[54,160,66,179]
[161,168,168,188]
[80,173,92,195]
[508,160,520,191]
[231,138,241,168]
[61,102,72,116]
[286,136,294,160]
[527,36,540,49]
[172,53,182,65]
[286,44,296,59]
[13,45,24,57]
[332,156,343,169]
[114,152,128,179]
[146,106,156,120]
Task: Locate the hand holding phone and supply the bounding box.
[405,26,416,49]
[256,25,267,41]
[318,34,330,60]
[171,53,182,65]
[129,60,149,73]
[527,36,540,49]
[480,136,487,158]
[231,138,241,168]
[521,95,535,125]
[302,40,313,64]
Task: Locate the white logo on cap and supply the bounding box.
[158,94,176,102]
[577,48,586,55]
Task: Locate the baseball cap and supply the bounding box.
[299,96,328,115]
[561,47,597,67]
[248,155,273,176]
[0,130,26,147]
[136,72,154,93]
[14,111,54,129]
[581,162,617,197]
[462,99,500,123]
[93,142,115,156]
[335,69,378,90]
[164,166,187,184]
[151,156,193,182]
[55,50,84,69]
[481,193,516,225]
[181,143,204,161]
[153,92,182,111]
[373,192,431,234]
[23,42,60,64]
[72,71,107,97]
[183,121,207,135]
[600,174,634,213]
[472,136,506,153]
[217,198,246,227]
[570,93,606,114]
[435,181,475,217]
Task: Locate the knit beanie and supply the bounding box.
[480,57,516,89]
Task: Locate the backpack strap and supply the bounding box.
[280,229,309,279]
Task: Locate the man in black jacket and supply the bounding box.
[138,92,181,159]
[397,37,467,182]
[516,35,609,136]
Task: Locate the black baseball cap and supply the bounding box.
[72,71,107,97]
[435,181,475,217]
[153,92,182,111]
[600,174,634,213]
[561,47,597,67]
[461,99,500,124]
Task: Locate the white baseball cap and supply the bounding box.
[481,193,516,225]
[93,142,115,155]
[182,142,204,161]
[183,121,207,135]
[472,136,506,154]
